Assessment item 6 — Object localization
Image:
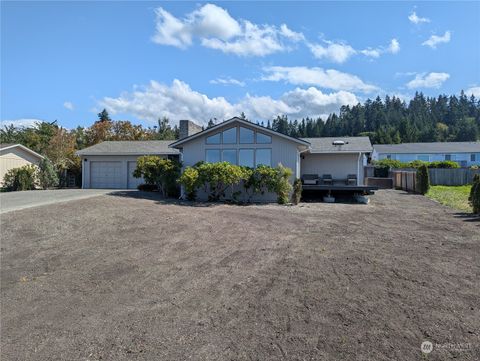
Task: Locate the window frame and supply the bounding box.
[221,149,237,165]
[255,132,272,144]
[444,154,452,161]
[255,148,272,167]
[238,148,255,168]
[239,126,254,144]
[206,132,221,145]
[222,127,237,144]
[205,149,221,163]
[471,153,476,162]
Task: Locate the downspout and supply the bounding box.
[357,152,362,185]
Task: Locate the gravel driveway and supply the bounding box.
[0,189,116,214]
[1,190,479,360]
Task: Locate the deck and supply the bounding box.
[302,184,379,194]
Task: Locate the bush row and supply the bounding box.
[373,159,460,177]
[177,161,294,204]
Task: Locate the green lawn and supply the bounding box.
[426,185,472,213]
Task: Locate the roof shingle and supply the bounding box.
[76,140,179,156]
[374,142,480,154]
[302,137,372,153]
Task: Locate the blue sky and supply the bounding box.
[2,1,479,129]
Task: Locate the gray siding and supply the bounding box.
[81,155,167,189]
[301,153,364,185]
[180,122,301,202]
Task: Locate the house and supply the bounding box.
[77,117,374,201]
[0,143,44,186]
[372,142,480,167]
[76,140,180,189]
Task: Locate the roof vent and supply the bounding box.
[333,140,346,146]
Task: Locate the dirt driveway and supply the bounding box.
[1,190,479,360]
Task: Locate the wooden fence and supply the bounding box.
[428,168,480,186]
[391,170,417,192]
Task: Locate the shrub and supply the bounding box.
[469,174,480,214]
[177,166,199,201]
[274,164,293,204]
[2,165,37,191]
[291,178,302,205]
[178,162,294,204]
[373,159,408,177]
[133,156,181,197]
[416,164,430,195]
[195,162,247,201]
[428,160,460,169]
[137,183,158,192]
[37,158,59,189]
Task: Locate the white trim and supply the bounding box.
[0,144,44,160]
[169,117,310,148]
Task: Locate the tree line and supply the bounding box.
[1,91,479,183]
[263,92,480,144]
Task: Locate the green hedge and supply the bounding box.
[373,159,460,177]
[178,162,293,204]
[2,165,37,191]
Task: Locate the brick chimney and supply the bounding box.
[179,120,202,139]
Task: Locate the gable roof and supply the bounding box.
[76,140,179,156]
[374,142,480,154]
[169,117,311,148]
[302,137,372,153]
[0,143,44,159]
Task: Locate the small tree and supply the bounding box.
[274,164,293,204]
[38,158,59,189]
[2,165,37,191]
[469,174,480,214]
[291,178,302,205]
[178,166,199,201]
[416,164,430,195]
[196,162,246,201]
[133,156,181,197]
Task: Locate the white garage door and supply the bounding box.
[127,161,144,189]
[90,161,123,189]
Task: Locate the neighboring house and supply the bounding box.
[0,143,44,186]
[372,142,480,167]
[77,117,373,200]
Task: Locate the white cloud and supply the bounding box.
[210,77,245,87]
[406,72,450,89]
[261,66,379,93]
[152,4,303,56]
[0,118,43,128]
[408,11,430,24]
[310,37,400,63]
[308,41,356,63]
[422,31,451,49]
[63,101,74,110]
[99,79,359,124]
[360,38,400,58]
[388,38,400,54]
[465,86,480,98]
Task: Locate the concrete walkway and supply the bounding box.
[0,189,119,214]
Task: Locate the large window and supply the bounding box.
[417,155,429,162]
[206,149,221,163]
[222,127,237,144]
[239,127,254,144]
[256,149,272,167]
[206,133,221,144]
[238,149,254,167]
[222,149,237,164]
[256,132,271,144]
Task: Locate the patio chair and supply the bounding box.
[346,174,357,185]
[302,174,319,185]
[322,174,333,185]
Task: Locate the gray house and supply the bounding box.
[77,117,373,199]
[372,142,480,167]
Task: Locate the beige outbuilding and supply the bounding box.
[0,144,44,186]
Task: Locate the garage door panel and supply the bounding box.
[90,161,123,189]
[128,161,144,189]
